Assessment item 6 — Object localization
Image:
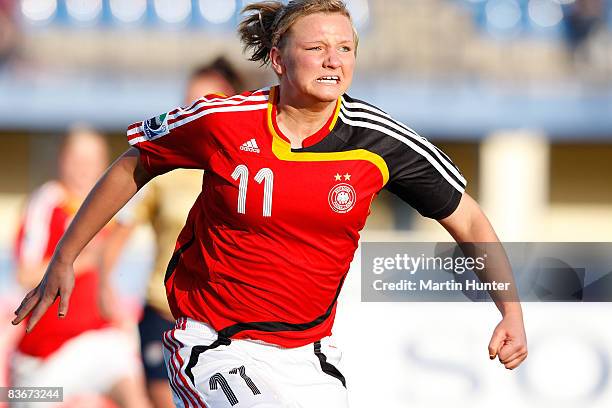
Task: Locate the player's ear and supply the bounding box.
[270,47,284,76]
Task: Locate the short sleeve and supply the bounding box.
[385,137,467,220]
[127,98,219,176]
[15,182,65,266]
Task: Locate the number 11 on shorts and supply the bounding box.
[209,366,261,406]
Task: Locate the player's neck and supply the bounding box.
[276,92,336,149]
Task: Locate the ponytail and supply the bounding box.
[238,0,356,66]
[238,1,284,66]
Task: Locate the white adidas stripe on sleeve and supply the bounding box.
[338,112,466,193]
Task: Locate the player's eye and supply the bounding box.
[306,46,323,51]
[338,46,352,52]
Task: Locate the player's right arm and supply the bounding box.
[13,95,226,331]
[12,147,152,332]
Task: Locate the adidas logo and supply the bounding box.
[240,138,260,153]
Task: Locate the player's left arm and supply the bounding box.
[438,193,528,370]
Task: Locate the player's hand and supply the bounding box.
[488,311,528,370]
[11,257,75,332]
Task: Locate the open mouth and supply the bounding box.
[316,76,340,84]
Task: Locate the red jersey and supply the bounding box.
[128,87,466,347]
[14,181,109,358]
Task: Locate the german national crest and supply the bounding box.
[328,183,356,213]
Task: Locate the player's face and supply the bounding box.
[59,133,108,196]
[272,12,356,105]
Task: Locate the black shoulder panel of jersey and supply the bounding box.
[298,94,467,219]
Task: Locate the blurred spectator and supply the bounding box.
[105,57,243,408]
[0,0,18,66]
[564,0,604,51]
[11,126,150,407]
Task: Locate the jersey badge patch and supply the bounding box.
[143,113,169,140]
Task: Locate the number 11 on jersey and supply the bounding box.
[231,165,274,217]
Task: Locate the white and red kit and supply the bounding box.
[13,181,109,358]
[128,86,467,348]
[12,181,142,404]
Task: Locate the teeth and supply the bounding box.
[317,76,339,83]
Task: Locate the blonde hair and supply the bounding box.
[60,123,107,156]
[238,0,358,66]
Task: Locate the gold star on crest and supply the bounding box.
[334,173,342,181]
[344,173,351,181]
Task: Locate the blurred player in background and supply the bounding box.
[100,57,243,408]
[12,126,150,407]
[0,0,18,66]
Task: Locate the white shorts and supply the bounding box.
[162,318,348,408]
[11,327,141,407]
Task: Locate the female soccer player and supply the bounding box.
[12,1,528,407]
[102,58,243,408]
[12,127,149,407]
